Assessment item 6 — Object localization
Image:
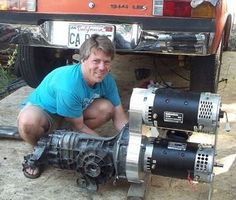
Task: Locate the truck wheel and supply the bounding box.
[189,54,221,93]
[15,46,68,88]
[190,30,225,93]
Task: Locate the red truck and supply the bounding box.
[0,0,233,92]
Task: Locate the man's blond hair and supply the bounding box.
[80,34,115,62]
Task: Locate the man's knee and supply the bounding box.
[84,99,114,122]
[17,106,49,136]
[96,99,114,121]
[18,108,51,145]
[18,112,38,135]
[99,99,114,114]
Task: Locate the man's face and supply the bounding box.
[82,48,112,86]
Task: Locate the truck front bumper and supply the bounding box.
[0,21,213,56]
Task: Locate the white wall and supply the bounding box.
[227,0,236,24]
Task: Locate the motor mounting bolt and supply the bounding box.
[198,144,203,151]
[151,164,155,169]
[194,175,200,181]
[153,113,158,119]
[198,125,204,131]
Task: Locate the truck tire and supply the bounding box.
[189,54,221,93]
[190,32,224,93]
[15,46,68,88]
[190,27,227,93]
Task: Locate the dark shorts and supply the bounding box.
[17,103,65,133]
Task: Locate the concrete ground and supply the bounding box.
[0,51,236,200]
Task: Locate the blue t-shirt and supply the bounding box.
[22,64,121,118]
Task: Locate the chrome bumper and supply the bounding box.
[0,21,213,55]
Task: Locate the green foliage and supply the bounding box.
[7,47,17,69]
[0,66,15,93]
[0,45,17,95]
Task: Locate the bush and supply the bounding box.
[0,46,18,98]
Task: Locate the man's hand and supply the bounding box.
[65,116,98,136]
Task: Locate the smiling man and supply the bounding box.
[17,35,128,178]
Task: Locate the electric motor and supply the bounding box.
[130,87,222,134]
[143,138,215,183]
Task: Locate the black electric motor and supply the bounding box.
[129,87,222,133]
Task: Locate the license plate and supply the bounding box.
[68,23,115,48]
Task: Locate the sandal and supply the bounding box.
[23,166,42,179]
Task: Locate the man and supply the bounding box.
[18,35,128,178]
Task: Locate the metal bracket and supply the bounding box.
[127,174,150,200]
[126,109,144,182]
[0,125,21,140]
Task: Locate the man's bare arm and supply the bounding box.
[112,105,128,131]
[65,116,98,136]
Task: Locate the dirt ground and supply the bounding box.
[0,48,236,199]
